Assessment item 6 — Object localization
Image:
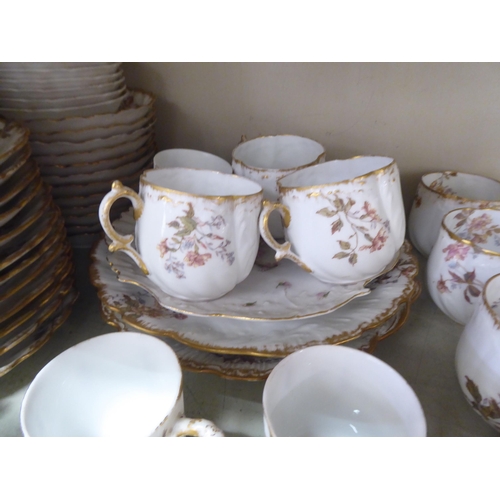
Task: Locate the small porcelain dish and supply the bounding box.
[409,171,500,256]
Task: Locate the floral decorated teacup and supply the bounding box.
[408,171,500,257]
[99,168,263,301]
[259,156,406,285]
[455,273,500,433]
[232,134,326,238]
[427,207,500,324]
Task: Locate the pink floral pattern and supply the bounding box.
[316,193,390,266]
[158,202,235,279]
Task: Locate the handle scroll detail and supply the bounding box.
[98,180,149,275]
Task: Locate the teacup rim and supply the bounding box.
[140,167,263,200]
[442,207,500,257]
[231,133,326,173]
[277,155,396,192]
[420,170,500,203]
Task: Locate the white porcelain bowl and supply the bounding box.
[263,344,426,437]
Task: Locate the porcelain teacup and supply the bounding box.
[455,273,500,433]
[427,207,500,325]
[263,345,426,437]
[20,331,224,437]
[259,156,406,285]
[232,134,326,238]
[408,171,500,257]
[99,168,263,301]
[154,148,233,174]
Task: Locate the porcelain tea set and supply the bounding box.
[19,134,500,436]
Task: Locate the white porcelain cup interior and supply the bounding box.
[232,135,326,238]
[99,168,263,301]
[259,156,406,285]
[427,207,500,325]
[20,332,223,437]
[263,345,426,437]
[154,148,233,174]
[408,171,500,257]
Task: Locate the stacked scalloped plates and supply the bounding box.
[0,63,157,248]
[0,118,78,376]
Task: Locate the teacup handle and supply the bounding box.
[171,418,224,437]
[98,180,149,275]
[259,200,312,273]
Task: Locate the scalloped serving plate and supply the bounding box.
[91,234,420,358]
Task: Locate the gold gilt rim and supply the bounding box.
[0,147,31,184]
[420,170,500,203]
[0,274,74,340]
[0,242,71,301]
[100,292,418,381]
[0,208,64,272]
[0,290,78,377]
[0,229,65,286]
[0,186,52,245]
[232,134,326,173]
[90,238,419,358]
[24,88,156,126]
[0,176,43,225]
[442,207,500,257]
[140,168,263,201]
[277,156,397,193]
[0,255,73,327]
[0,163,39,207]
[33,107,155,140]
[110,262,369,321]
[0,122,30,165]
[0,279,74,355]
[482,274,500,329]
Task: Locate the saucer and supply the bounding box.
[100,296,416,381]
[106,211,371,321]
[91,235,420,357]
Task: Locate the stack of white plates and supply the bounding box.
[0,117,78,376]
[0,63,157,248]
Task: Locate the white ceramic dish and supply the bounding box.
[31,120,155,157]
[0,92,128,121]
[23,90,155,134]
[0,62,121,78]
[0,285,78,377]
[31,109,154,143]
[91,233,420,357]
[0,87,127,111]
[102,296,415,381]
[0,70,124,92]
[36,126,152,166]
[0,160,39,208]
[44,150,154,186]
[0,147,31,187]
[0,119,29,166]
[39,137,155,177]
[0,77,126,100]
[106,210,370,320]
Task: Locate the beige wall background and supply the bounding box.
[122,62,500,213]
